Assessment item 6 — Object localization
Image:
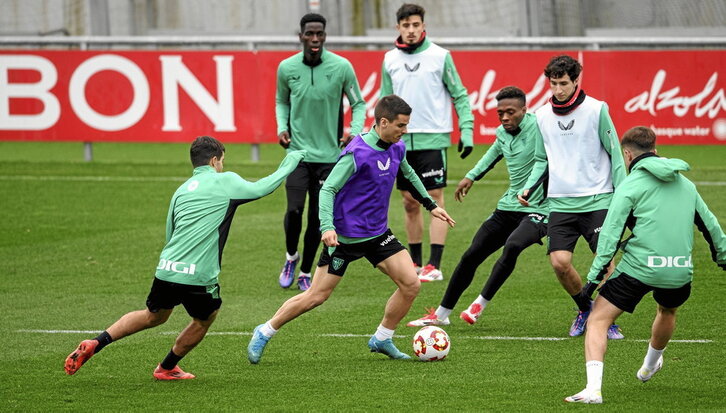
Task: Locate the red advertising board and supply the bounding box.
[1,50,724,144]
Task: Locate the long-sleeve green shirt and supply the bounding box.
[465,113,547,213]
[587,155,726,288]
[155,151,306,286]
[276,48,365,163]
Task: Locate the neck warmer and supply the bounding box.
[550,86,586,116]
[395,32,426,54]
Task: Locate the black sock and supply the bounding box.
[93,331,113,354]
[409,243,422,267]
[428,244,445,269]
[571,293,592,313]
[160,349,184,370]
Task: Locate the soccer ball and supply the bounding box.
[412,326,450,361]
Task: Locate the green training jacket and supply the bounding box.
[587,155,726,288]
[276,48,365,163]
[464,113,548,214]
[155,151,306,286]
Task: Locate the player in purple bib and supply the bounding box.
[248,95,456,362]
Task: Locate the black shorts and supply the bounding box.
[598,273,691,313]
[317,229,407,276]
[285,161,335,192]
[146,277,222,321]
[547,210,608,254]
[396,149,447,191]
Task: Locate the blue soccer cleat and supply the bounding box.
[279,255,299,288]
[367,336,411,360]
[569,310,590,337]
[247,324,271,364]
[607,324,625,340]
[297,273,311,291]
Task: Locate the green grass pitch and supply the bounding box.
[1,142,724,411]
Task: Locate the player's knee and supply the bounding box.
[146,310,169,327]
[502,241,526,260]
[400,277,420,299]
[286,206,304,217]
[307,290,331,308]
[402,198,419,213]
[550,256,570,275]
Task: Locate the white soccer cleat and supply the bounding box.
[637,355,663,382]
[418,264,443,282]
[460,303,483,325]
[564,388,603,404]
[406,308,450,327]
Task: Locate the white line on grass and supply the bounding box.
[15,329,713,343]
[2,175,725,187]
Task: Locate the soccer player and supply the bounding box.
[519,55,626,338]
[247,95,456,364]
[277,13,366,291]
[565,126,726,404]
[380,3,474,282]
[408,86,548,327]
[64,136,306,380]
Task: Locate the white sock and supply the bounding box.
[473,295,490,308]
[299,271,310,278]
[435,306,452,320]
[286,252,299,261]
[374,324,394,341]
[260,321,277,338]
[643,343,665,369]
[585,360,604,392]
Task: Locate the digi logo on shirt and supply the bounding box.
[157,259,197,275]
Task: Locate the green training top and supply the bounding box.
[276,48,366,163]
[465,113,548,214]
[587,155,726,288]
[319,128,435,244]
[155,151,306,286]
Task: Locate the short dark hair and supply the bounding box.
[190,136,225,167]
[544,55,582,81]
[300,13,326,32]
[496,86,526,106]
[396,3,425,23]
[621,126,656,154]
[375,95,412,124]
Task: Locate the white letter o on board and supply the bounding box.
[69,54,149,131]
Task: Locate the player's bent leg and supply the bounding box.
[377,250,420,329]
[637,304,678,382]
[66,308,172,375]
[584,296,622,362]
[172,311,218,357]
[249,267,342,364]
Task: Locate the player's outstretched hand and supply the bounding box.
[517,189,530,207]
[278,131,291,148]
[454,178,474,203]
[321,230,339,247]
[431,207,456,228]
[457,129,473,159]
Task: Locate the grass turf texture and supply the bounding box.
[1,142,725,411]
